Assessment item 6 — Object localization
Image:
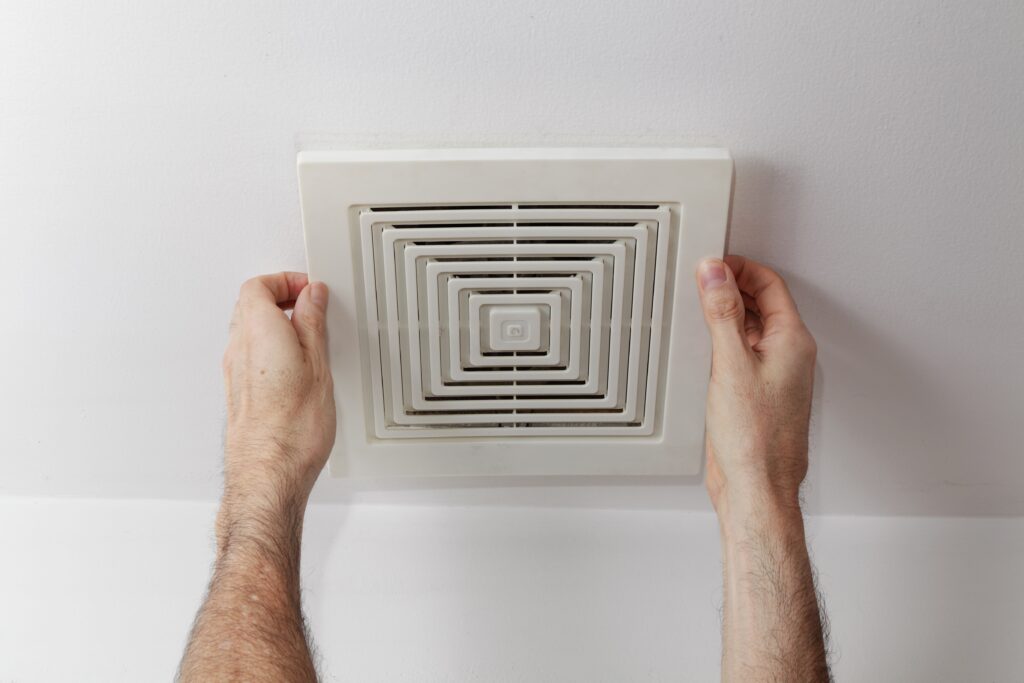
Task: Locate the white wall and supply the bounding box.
[1,0,1022,516]
[1,498,1021,682]
[2,3,1022,680]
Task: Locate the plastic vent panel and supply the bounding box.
[298,148,732,478]
[361,205,671,437]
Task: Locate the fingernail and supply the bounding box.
[699,260,727,290]
[310,282,328,310]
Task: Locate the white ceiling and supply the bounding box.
[1,0,1021,516]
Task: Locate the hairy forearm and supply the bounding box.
[178,496,317,682]
[717,489,829,683]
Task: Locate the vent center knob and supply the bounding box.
[486,305,544,352]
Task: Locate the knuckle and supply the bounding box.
[302,311,326,337]
[752,261,788,290]
[804,333,818,359]
[761,263,784,283]
[238,277,260,297]
[705,292,745,322]
[795,327,817,359]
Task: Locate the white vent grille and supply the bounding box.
[299,147,732,477]
[359,205,673,438]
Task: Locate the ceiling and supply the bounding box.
[1,0,1021,516]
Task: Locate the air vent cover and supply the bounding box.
[299,148,732,478]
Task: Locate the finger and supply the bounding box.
[291,281,330,359]
[696,258,753,364]
[741,291,759,316]
[743,308,764,347]
[724,256,804,336]
[238,272,310,309]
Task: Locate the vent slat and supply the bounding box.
[358,205,671,434]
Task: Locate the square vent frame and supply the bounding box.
[298,148,733,478]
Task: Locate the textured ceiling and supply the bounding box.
[1,0,1021,515]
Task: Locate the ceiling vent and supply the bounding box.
[299,148,732,478]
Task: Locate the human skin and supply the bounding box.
[179,256,829,682]
[697,255,829,681]
[178,272,334,682]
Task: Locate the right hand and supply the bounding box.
[220,272,336,541]
[695,256,817,514]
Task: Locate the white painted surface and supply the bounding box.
[1,498,1021,682]
[1,2,1022,515]
[2,5,1019,677]
[300,151,730,476]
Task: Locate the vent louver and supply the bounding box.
[298,147,732,477]
[359,205,672,437]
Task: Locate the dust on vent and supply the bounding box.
[298,148,732,478]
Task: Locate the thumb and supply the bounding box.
[696,258,751,364]
[292,281,330,360]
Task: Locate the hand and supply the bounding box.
[179,272,333,682]
[696,256,817,515]
[220,272,336,535]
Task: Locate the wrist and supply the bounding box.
[216,477,309,560]
[224,426,324,484]
[221,437,318,511]
[714,482,805,543]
